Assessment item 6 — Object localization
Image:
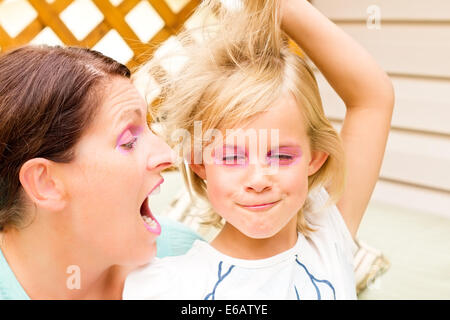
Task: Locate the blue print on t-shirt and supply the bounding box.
[203,256,336,300]
[294,254,336,300]
[204,261,235,300]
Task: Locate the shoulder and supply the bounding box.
[123,256,177,299]
[123,239,215,299]
[304,187,358,256]
[0,247,30,300]
[299,188,358,298]
[156,215,204,258]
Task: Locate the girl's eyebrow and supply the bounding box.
[271,144,302,150]
[222,144,247,152]
[220,144,302,151]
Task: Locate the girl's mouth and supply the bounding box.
[237,200,280,211]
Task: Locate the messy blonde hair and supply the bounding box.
[135,0,346,235]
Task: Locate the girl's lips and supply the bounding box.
[237,200,280,211]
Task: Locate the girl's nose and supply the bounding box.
[147,136,176,172]
[244,164,273,193]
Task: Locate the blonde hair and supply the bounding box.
[135,0,346,235]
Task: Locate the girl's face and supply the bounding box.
[196,93,325,239]
[59,77,174,267]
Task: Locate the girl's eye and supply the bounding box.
[223,155,245,162]
[213,146,247,166]
[270,154,294,160]
[121,137,138,150]
[267,153,297,166]
[221,154,247,166]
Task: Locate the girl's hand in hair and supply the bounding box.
[279,0,395,238]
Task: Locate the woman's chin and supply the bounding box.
[128,241,156,267]
[133,242,157,267]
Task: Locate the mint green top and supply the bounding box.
[0,216,203,300]
[0,245,29,300]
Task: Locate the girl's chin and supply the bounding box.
[244,230,281,239]
[236,224,283,239]
[238,220,296,239]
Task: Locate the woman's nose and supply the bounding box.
[147,136,176,172]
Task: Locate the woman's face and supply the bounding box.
[59,77,174,267]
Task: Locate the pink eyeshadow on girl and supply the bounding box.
[213,145,248,166]
[267,146,302,166]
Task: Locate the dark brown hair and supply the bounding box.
[0,45,130,231]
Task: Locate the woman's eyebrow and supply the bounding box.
[115,108,144,127]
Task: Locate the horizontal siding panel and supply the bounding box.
[316,73,450,135]
[335,23,450,78]
[371,179,450,219]
[313,0,450,21]
[382,131,450,191]
[330,122,450,191]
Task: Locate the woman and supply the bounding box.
[0,45,201,299]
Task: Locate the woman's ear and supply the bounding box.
[189,163,207,180]
[307,150,329,176]
[19,158,67,212]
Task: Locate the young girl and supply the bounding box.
[124,0,394,300]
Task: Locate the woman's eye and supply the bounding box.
[121,137,138,150]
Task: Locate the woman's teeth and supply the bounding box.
[142,215,157,229]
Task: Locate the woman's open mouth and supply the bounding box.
[139,180,163,235]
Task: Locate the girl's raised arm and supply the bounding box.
[281,0,395,238]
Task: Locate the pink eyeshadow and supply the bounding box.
[212,145,247,166]
[116,125,143,152]
[267,146,302,166]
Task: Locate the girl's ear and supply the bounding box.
[307,150,329,176]
[19,158,67,212]
[189,163,207,180]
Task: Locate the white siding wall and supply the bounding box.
[311,0,450,218]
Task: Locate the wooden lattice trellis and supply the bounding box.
[0,0,201,69]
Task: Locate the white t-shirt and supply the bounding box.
[123,187,357,300]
